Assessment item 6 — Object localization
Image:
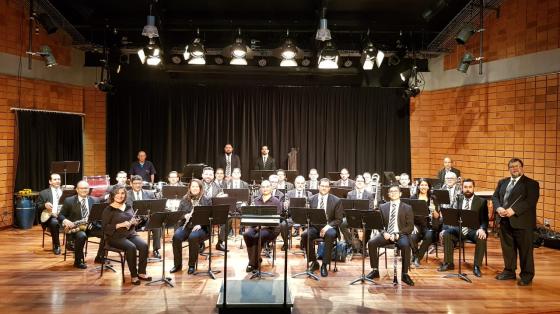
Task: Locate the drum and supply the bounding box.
[15,196,35,229]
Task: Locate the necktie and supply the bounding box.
[205,184,211,197]
[298,191,302,198]
[319,196,325,209]
[225,155,231,177]
[504,178,517,205]
[80,198,88,219]
[462,198,470,236]
[357,192,362,199]
[54,189,60,201]
[388,203,397,233]
[263,157,267,166]
[136,191,141,200]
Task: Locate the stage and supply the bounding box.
[1,226,559,313]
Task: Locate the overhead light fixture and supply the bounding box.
[26,45,57,67]
[183,35,206,65]
[223,30,251,66]
[317,41,338,69]
[455,25,477,45]
[142,15,159,38]
[138,38,161,66]
[457,52,483,73]
[402,64,424,99]
[361,41,384,70]
[315,3,331,41]
[274,33,303,67]
[400,66,416,82]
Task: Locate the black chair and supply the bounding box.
[313,237,339,272]
[63,232,88,261]
[42,225,65,249]
[462,239,488,266]
[262,239,277,267]
[100,243,126,283]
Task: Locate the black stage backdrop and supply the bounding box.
[107,82,410,182]
[15,111,83,191]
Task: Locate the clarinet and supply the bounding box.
[393,232,399,286]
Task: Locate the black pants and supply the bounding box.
[499,219,534,281]
[279,218,293,244]
[243,227,279,267]
[71,231,87,263]
[86,225,105,259]
[151,228,161,251]
[443,227,486,266]
[107,235,148,278]
[300,226,337,264]
[410,225,437,260]
[172,227,209,267]
[42,217,60,247]
[368,233,411,274]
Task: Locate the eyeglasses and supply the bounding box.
[388,190,400,194]
[319,185,330,188]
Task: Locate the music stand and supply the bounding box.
[250,170,275,183]
[432,189,451,207]
[291,207,327,281]
[330,187,351,199]
[132,199,168,212]
[51,161,80,188]
[222,188,250,204]
[383,171,397,185]
[191,205,230,279]
[284,170,298,183]
[288,197,306,208]
[401,198,430,227]
[147,210,187,287]
[345,210,383,285]
[182,163,206,182]
[213,196,243,248]
[162,186,188,200]
[440,207,479,283]
[240,205,279,279]
[327,172,341,181]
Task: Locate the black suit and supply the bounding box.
[301,194,343,264]
[58,195,97,263]
[436,167,461,188]
[254,156,276,170]
[442,195,488,266]
[37,188,61,247]
[367,201,414,274]
[492,175,540,282]
[126,189,161,252]
[216,153,241,176]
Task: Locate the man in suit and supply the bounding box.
[129,150,157,183]
[438,179,488,277]
[268,174,285,201]
[306,168,320,190]
[215,168,227,188]
[58,180,97,269]
[340,175,373,252]
[281,175,313,249]
[301,178,343,277]
[37,173,63,255]
[167,171,185,187]
[440,172,460,209]
[366,185,415,286]
[216,143,241,178]
[277,169,294,190]
[127,175,161,259]
[333,168,355,188]
[493,158,540,286]
[201,166,228,251]
[254,145,276,170]
[225,168,249,189]
[436,156,461,188]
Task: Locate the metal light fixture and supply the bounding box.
[455,25,476,45]
[273,33,303,67]
[26,45,57,67]
[184,35,206,65]
[457,52,476,73]
[223,29,251,66]
[317,41,338,69]
[138,38,161,66]
[315,1,331,41]
[142,15,159,38]
[361,41,384,70]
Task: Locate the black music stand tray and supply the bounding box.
[330,187,351,199]
[222,188,250,205]
[401,198,430,227]
[441,207,480,283]
[162,186,188,200]
[133,201,166,263]
[432,189,451,207]
[345,209,383,285]
[250,170,275,183]
[341,199,369,211]
[327,172,341,181]
[146,210,186,287]
[240,206,279,279]
[213,196,244,248]
[182,163,206,182]
[51,161,80,188]
[291,207,327,281]
[191,205,230,279]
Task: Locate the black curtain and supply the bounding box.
[15,111,83,191]
[107,82,411,182]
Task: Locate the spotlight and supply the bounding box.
[403,85,421,98]
[316,18,331,41]
[274,36,302,67]
[400,66,416,82]
[142,15,159,38]
[184,36,206,65]
[361,41,384,70]
[26,45,57,67]
[455,25,476,45]
[214,56,224,65]
[223,33,251,66]
[457,52,474,73]
[95,80,114,93]
[137,38,161,66]
[317,41,338,69]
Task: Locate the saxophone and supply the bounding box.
[65,218,89,234]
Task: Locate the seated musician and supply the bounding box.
[301,178,343,277]
[243,180,282,273]
[366,185,415,286]
[170,179,211,274]
[333,168,355,188]
[363,172,373,193]
[281,175,312,250]
[340,175,373,252]
[102,186,151,285]
[268,174,285,201]
[306,168,320,190]
[410,178,439,267]
[104,171,128,199]
[441,172,460,209]
[225,168,248,189]
[126,175,161,259]
[37,173,63,255]
[277,169,294,190]
[215,168,227,188]
[58,180,97,269]
[165,170,185,211]
[438,179,488,278]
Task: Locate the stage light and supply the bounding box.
[318,41,338,69]
[227,36,249,66]
[184,37,206,65]
[343,59,353,67]
[316,18,331,41]
[138,38,161,66]
[274,36,302,67]
[361,41,384,70]
[214,56,224,64]
[457,52,474,73]
[26,45,57,67]
[142,15,159,38]
[456,25,476,45]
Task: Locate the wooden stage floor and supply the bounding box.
[1,226,559,313]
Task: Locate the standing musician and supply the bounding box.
[436,156,461,188]
[333,168,355,188]
[254,145,276,170]
[340,175,372,252]
[277,169,294,190]
[410,178,439,267]
[438,179,488,277]
[170,179,211,274]
[129,150,157,184]
[58,180,97,269]
[37,173,63,255]
[301,178,343,277]
[243,180,282,272]
[127,175,161,259]
[216,143,241,178]
[493,158,540,286]
[366,185,415,286]
[281,175,312,250]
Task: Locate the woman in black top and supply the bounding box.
[102,186,151,285]
[170,179,211,274]
[410,178,441,267]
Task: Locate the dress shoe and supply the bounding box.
[320,263,328,277]
[246,265,255,273]
[517,278,532,286]
[138,275,152,281]
[412,256,420,268]
[495,272,516,280]
[401,273,415,286]
[308,261,320,272]
[473,266,482,277]
[94,256,104,264]
[152,250,161,259]
[170,265,182,273]
[215,242,229,252]
[131,278,141,286]
[73,262,87,269]
[53,245,61,255]
[187,266,195,274]
[437,263,455,272]
[366,269,380,279]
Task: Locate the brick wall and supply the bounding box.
[444,0,560,70]
[410,73,559,230]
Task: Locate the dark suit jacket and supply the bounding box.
[285,189,313,199]
[308,194,343,229]
[436,167,461,188]
[457,195,489,231]
[254,156,276,170]
[333,179,356,188]
[126,189,156,207]
[379,201,414,235]
[278,182,294,190]
[347,189,372,200]
[216,153,241,173]
[225,180,249,189]
[305,180,320,190]
[58,195,97,223]
[203,181,223,198]
[37,188,56,212]
[492,175,540,229]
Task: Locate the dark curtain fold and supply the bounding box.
[107,82,411,182]
[15,111,83,191]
